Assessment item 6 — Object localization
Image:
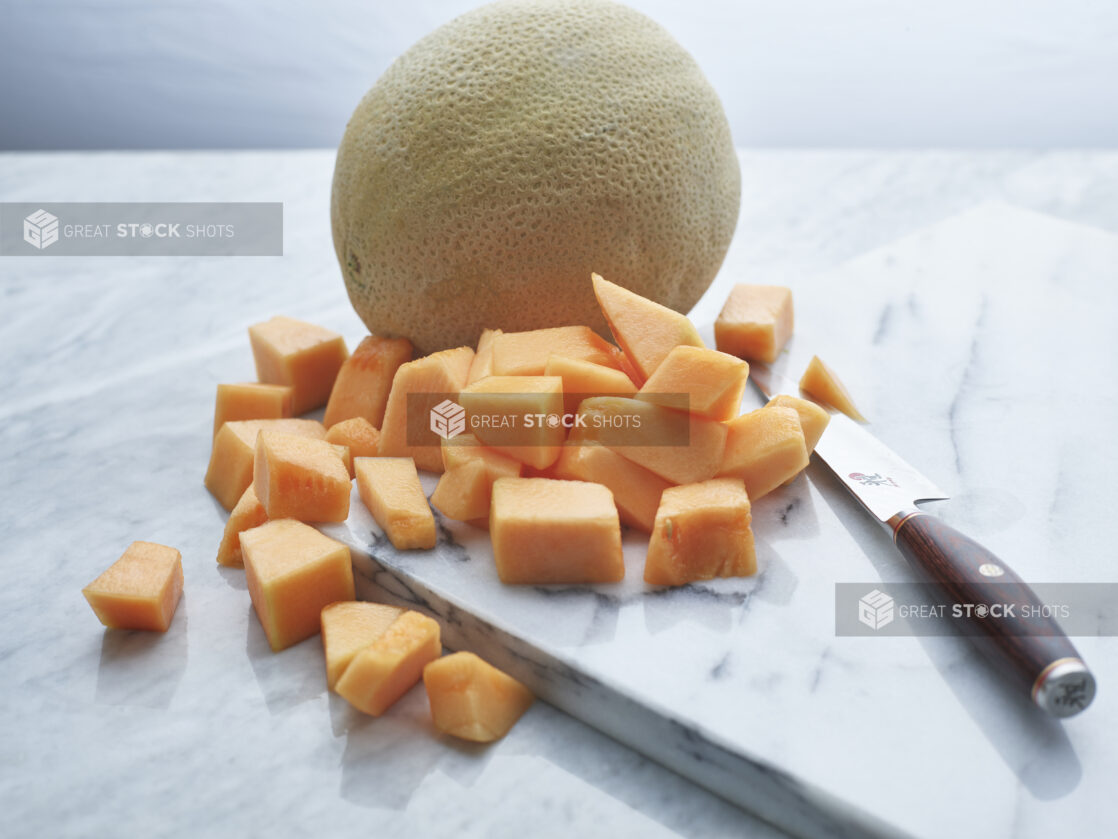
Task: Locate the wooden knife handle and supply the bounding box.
[891,511,1095,717]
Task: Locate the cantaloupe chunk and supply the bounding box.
[323,335,412,429]
[440,433,524,478]
[717,406,809,499]
[458,376,565,469]
[591,273,704,380]
[553,442,669,532]
[714,284,794,364]
[799,355,866,422]
[240,519,355,652]
[321,601,405,690]
[423,652,535,743]
[544,354,637,417]
[248,316,349,415]
[82,541,184,632]
[355,457,437,550]
[325,416,381,459]
[644,478,757,586]
[490,325,620,377]
[378,346,475,472]
[430,461,492,522]
[335,610,442,716]
[466,328,502,385]
[204,418,326,511]
[212,383,294,438]
[216,484,267,567]
[637,345,749,421]
[490,477,623,584]
[253,431,351,523]
[608,343,646,388]
[573,396,727,485]
[765,394,831,453]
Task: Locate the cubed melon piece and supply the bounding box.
[637,345,749,421]
[240,519,355,652]
[325,416,381,459]
[591,273,704,380]
[204,418,326,511]
[215,484,268,567]
[321,601,405,690]
[378,346,475,472]
[490,326,620,377]
[717,406,809,499]
[335,610,442,716]
[714,284,794,364]
[248,316,349,415]
[458,376,565,470]
[544,354,637,417]
[212,383,294,438]
[441,433,524,478]
[644,478,757,586]
[423,651,535,743]
[323,335,412,429]
[553,442,670,532]
[765,394,831,452]
[354,457,437,550]
[253,431,351,523]
[573,397,727,485]
[799,355,866,422]
[489,477,623,584]
[467,328,502,385]
[608,343,646,388]
[430,461,491,522]
[82,541,184,631]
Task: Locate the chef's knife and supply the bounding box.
[750,363,1096,718]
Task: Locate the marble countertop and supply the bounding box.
[2,149,1116,838]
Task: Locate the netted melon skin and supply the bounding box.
[332,0,740,353]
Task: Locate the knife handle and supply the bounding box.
[889,510,1096,717]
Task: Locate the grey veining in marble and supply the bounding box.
[1,150,1116,839]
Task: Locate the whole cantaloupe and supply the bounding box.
[332,0,740,353]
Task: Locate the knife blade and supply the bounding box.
[750,362,1096,718]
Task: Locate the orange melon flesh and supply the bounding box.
[714,284,794,364]
[253,431,352,523]
[378,346,475,472]
[490,325,621,376]
[489,477,623,584]
[573,396,727,485]
[552,442,669,533]
[331,443,354,479]
[423,651,535,743]
[544,354,637,417]
[326,416,381,459]
[321,601,405,690]
[204,418,326,511]
[430,461,495,522]
[216,484,268,567]
[591,273,704,380]
[458,375,566,469]
[441,433,524,478]
[799,355,866,422]
[608,343,646,388]
[644,478,757,586]
[717,406,809,500]
[324,335,413,429]
[335,610,442,716]
[212,383,294,438]
[466,328,502,385]
[248,316,349,415]
[765,394,831,453]
[637,345,749,421]
[354,457,437,550]
[82,541,184,632]
[240,519,355,652]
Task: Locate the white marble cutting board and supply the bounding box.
[322,202,1118,839]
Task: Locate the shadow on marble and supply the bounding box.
[640,580,751,637]
[751,477,822,543]
[750,536,800,608]
[816,468,1084,801]
[245,606,327,714]
[96,599,188,709]
[217,565,247,591]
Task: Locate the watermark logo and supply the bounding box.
[430,399,466,440]
[23,209,59,250]
[858,589,895,630]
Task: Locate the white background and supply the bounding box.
[2,0,1116,149]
